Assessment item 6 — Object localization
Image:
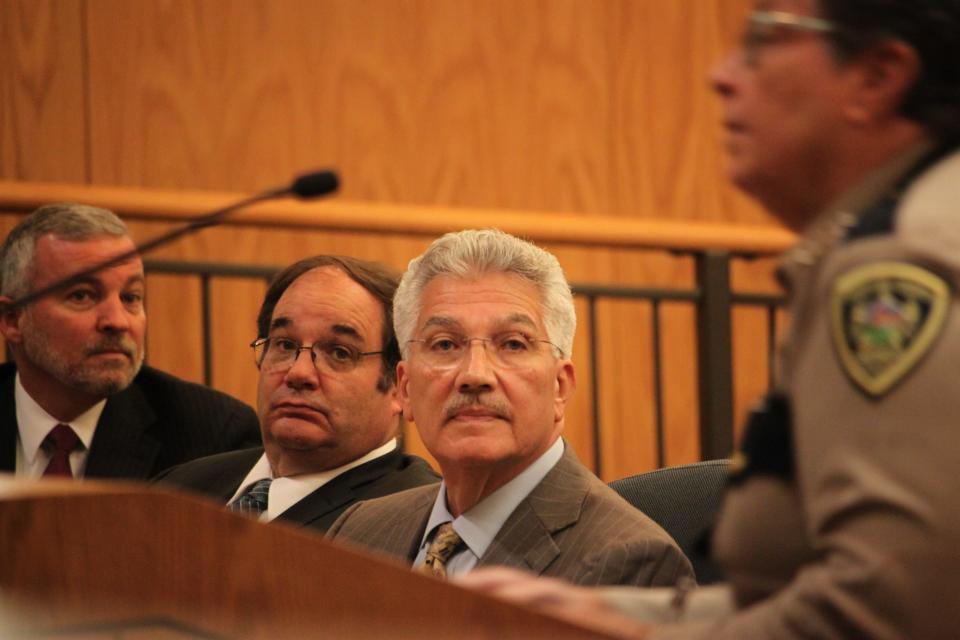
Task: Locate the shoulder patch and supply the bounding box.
[831,262,949,397]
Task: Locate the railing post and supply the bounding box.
[201,274,212,387]
[695,251,734,460]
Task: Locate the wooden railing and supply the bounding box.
[0,180,795,252]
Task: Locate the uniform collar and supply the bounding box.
[778,140,936,288]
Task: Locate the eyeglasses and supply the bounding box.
[251,337,383,373]
[406,332,563,370]
[741,10,836,64]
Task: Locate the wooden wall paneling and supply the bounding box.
[564,297,597,473]
[144,273,204,385]
[0,0,86,182]
[596,299,657,482]
[658,301,701,466]
[607,0,749,222]
[209,277,266,408]
[81,0,770,225]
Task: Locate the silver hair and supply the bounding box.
[0,202,129,298]
[394,228,576,358]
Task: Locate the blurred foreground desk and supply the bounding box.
[0,478,609,639]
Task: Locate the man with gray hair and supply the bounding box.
[328,228,692,587]
[0,202,259,479]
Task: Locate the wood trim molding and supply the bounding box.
[0,179,796,254]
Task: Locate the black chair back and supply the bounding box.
[609,459,729,584]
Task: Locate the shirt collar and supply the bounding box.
[420,438,564,559]
[15,373,105,465]
[231,438,399,521]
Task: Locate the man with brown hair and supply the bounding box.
[157,255,437,532]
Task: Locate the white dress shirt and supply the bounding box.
[15,373,104,478]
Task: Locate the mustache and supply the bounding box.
[443,394,512,422]
[85,337,137,359]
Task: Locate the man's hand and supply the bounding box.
[455,567,651,639]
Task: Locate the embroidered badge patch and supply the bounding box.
[831,262,949,397]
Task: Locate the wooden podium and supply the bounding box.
[0,478,613,639]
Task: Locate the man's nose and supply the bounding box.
[456,340,497,393]
[709,51,741,98]
[283,348,320,390]
[96,296,133,332]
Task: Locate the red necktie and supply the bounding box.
[42,424,82,477]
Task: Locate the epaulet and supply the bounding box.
[844,142,959,243]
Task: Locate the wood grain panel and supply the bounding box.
[565,297,597,472]
[596,299,657,481]
[209,277,267,405]
[144,274,204,384]
[81,0,768,224]
[659,302,700,466]
[0,0,86,182]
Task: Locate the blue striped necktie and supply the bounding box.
[229,478,272,516]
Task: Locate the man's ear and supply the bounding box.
[844,40,920,125]
[0,297,24,345]
[385,377,402,417]
[397,361,415,422]
[553,361,576,423]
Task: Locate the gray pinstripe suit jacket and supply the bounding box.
[327,443,694,587]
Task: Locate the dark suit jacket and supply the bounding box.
[0,362,260,479]
[328,444,694,587]
[154,445,440,533]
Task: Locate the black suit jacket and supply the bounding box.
[154,445,440,533]
[0,362,261,479]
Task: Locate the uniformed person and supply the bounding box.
[457,0,960,638]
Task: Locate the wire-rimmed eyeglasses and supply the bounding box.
[251,337,383,373]
[406,332,563,370]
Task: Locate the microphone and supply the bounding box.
[3,170,340,311]
[290,171,339,198]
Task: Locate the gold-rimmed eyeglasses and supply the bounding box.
[406,332,563,370]
[251,337,383,373]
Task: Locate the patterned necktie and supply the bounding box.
[229,478,272,516]
[42,424,82,477]
[418,522,465,578]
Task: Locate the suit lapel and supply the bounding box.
[390,485,437,562]
[206,449,264,502]
[84,382,160,479]
[278,448,406,526]
[478,444,589,575]
[0,364,18,472]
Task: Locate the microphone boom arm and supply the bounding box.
[1,171,337,312]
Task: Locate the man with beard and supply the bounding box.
[327,229,692,588]
[0,203,260,479]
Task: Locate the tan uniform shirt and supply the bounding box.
[661,144,960,639]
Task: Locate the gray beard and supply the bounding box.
[20,336,143,398]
